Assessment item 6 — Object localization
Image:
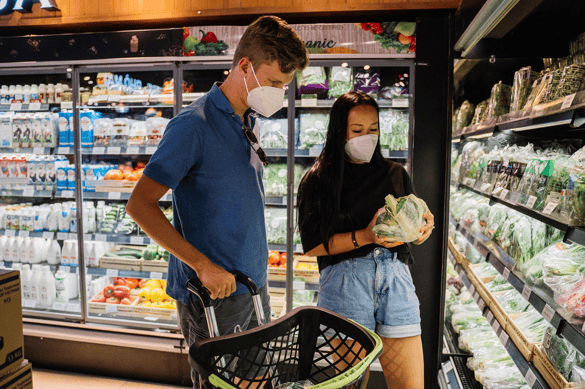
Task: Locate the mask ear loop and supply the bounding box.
[249,62,262,89]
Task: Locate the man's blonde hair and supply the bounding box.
[232,16,309,74]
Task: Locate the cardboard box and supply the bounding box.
[0,360,32,389]
[0,270,24,379]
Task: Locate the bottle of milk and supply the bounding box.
[21,264,32,299]
[30,264,43,304]
[40,265,56,308]
[54,268,68,302]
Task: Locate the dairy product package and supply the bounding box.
[56,164,69,190]
[0,115,13,147]
[37,156,47,186]
[58,111,73,147]
[12,115,24,147]
[31,114,43,147]
[67,164,75,190]
[20,115,32,147]
[42,113,57,147]
[80,110,98,148]
[27,155,37,185]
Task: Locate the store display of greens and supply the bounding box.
[541,325,585,381]
[379,109,409,151]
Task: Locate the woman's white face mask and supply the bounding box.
[345,134,378,163]
[243,63,285,118]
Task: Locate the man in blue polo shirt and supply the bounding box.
[126,15,308,387]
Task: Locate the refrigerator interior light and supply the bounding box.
[364,65,371,70]
[341,62,348,68]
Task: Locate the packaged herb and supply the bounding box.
[488,81,512,119]
[511,67,539,112]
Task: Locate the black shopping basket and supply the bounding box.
[187,271,383,389]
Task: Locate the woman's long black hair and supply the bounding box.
[297,91,388,254]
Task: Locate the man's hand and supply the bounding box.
[195,260,237,300]
[413,211,435,245]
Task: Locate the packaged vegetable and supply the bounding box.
[299,113,328,149]
[454,100,475,131]
[541,325,585,381]
[353,68,381,97]
[372,194,429,243]
[487,81,512,119]
[327,67,353,99]
[471,100,489,125]
[511,66,539,112]
[297,67,328,98]
[257,118,289,149]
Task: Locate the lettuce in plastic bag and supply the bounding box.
[299,113,328,149]
[327,67,352,99]
[265,207,287,245]
[373,194,429,243]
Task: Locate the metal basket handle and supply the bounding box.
[186,270,266,338]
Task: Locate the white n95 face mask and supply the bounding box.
[345,134,378,163]
[243,63,285,118]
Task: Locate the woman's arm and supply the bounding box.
[306,209,403,257]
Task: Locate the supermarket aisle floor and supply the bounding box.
[33,368,190,388]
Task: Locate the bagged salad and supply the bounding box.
[541,325,585,381]
[471,99,489,125]
[487,81,512,119]
[454,100,475,131]
[297,67,328,98]
[511,66,539,113]
[372,194,429,243]
[299,113,328,149]
[257,118,289,149]
[327,67,352,99]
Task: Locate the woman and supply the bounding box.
[297,91,434,389]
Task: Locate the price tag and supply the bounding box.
[301,98,317,107]
[105,304,118,313]
[56,232,68,240]
[525,369,537,388]
[392,98,409,108]
[52,302,66,311]
[293,280,305,290]
[481,183,491,192]
[472,291,480,302]
[522,285,532,301]
[499,330,509,345]
[107,147,121,155]
[469,179,476,187]
[5,229,16,237]
[150,272,163,280]
[57,147,68,155]
[542,304,556,323]
[295,244,304,253]
[106,269,119,277]
[491,319,500,333]
[503,267,510,280]
[95,234,107,242]
[126,147,139,155]
[469,284,476,295]
[0,262,4,268]
[130,236,144,245]
[19,230,29,237]
[309,147,322,157]
[22,299,36,308]
[108,192,122,200]
[92,147,105,155]
[28,102,41,111]
[66,303,80,312]
[561,93,576,110]
[478,299,486,311]
[526,195,537,209]
[382,149,390,158]
[33,147,44,155]
[61,190,74,198]
[500,189,510,199]
[443,360,453,372]
[487,311,494,323]
[10,103,22,111]
[69,233,77,240]
[542,202,558,215]
[282,99,288,108]
[61,102,73,109]
[108,95,121,102]
[145,147,157,154]
[23,189,34,197]
[42,231,54,239]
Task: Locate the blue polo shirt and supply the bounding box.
[143,84,268,305]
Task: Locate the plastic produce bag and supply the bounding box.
[327,67,352,99]
[471,100,489,125]
[458,141,484,183]
[541,325,585,381]
[555,63,585,99]
[454,100,475,131]
[511,66,539,112]
[488,81,512,119]
[494,289,531,314]
[297,67,328,98]
[372,194,429,243]
[493,144,536,198]
[379,110,409,151]
[265,207,287,245]
[512,309,547,344]
[354,68,380,96]
[263,164,288,196]
[485,204,509,241]
[299,113,328,149]
[257,118,288,149]
[506,215,533,264]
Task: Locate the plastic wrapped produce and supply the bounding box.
[485,275,514,293]
[523,76,544,109]
[274,380,314,389]
[485,204,509,241]
[546,68,564,102]
[265,207,287,245]
[452,309,488,333]
[454,100,475,131]
[541,325,585,381]
[471,100,489,125]
[379,110,409,151]
[457,141,484,183]
[257,118,288,149]
[297,67,328,98]
[263,164,288,196]
[488,81,512,119]
[493,144,536,198]
[373,194,429,243]
[477,147,504,194]
[531,218,548,258]
[533,72,554,106]
[507,215,534,264]
[511,66,539,112]
[299,113,328,149]
[555,63,585,99]
[513,309,547,343]
[494,289,531,314]
[354,68,380,97]
[327,67,352,99]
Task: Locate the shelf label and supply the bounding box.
[562,93,576,110]
[295,244,304,253]
[57,147,68,155]
[61,190,74,198]
[526,195,537,209]
[92,147,105,155]
[301,98,317,107]
[107,147,121,155]
[469,284,476,295]
[28,102,41,111]
[60,102,73,109]
[486,311,494,324]
[5,229,16,237]
[293,280,305,290]
[145,147,157,155]
[69,233,77,240]
[19,230,29,237]
[108,192,122,200]
[42,231,54,239]
[56,232,68,240]
[23,189,34,197]
[500,189,510,199]
[522,285,532,301]
[105,304,118,313]
[542,202,558,215]
[480,183,491,192]
[469,179,476,187]
[66,303,80,312]
[95,234,107,242]
[106,269,119,277]
[499,330,509,346]
[33,147,44,155]
[491,319,500,333]
[126,147,139,155]
[130,236,144,245]
[392,98,409,108]
[309,147,322,157]
[10,103,23,111]
[478,299,486,311]
[108,95,121,102]
[52,302,66,311]
[150,272,163,280]
[542,304,556,323]
[22,299,36,308]
[503,267,510,281]
[525,369,537,388]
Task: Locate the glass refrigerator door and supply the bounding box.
[0,67,83,320]
[76,64,177,330]
[291,60,413,309]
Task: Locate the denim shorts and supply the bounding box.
[317,247,421,339]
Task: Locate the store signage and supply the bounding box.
[0,0,59,15]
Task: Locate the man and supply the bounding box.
[126,15,308,387]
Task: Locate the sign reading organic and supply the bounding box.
[183,22,416,57]
[0,0,59,15]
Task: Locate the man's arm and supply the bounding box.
[126,175,235,299]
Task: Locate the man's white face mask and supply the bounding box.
[243,62,285,118]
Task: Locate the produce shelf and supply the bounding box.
[453,220,585,357]
[0,229,57,239]
[265,149,408,159]
[294,99,401,109]
[56,191,172,202]
[454,261,551,389]
[86,267,167,280]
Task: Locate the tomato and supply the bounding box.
[268,252,280,265]
[136,161,147,169]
